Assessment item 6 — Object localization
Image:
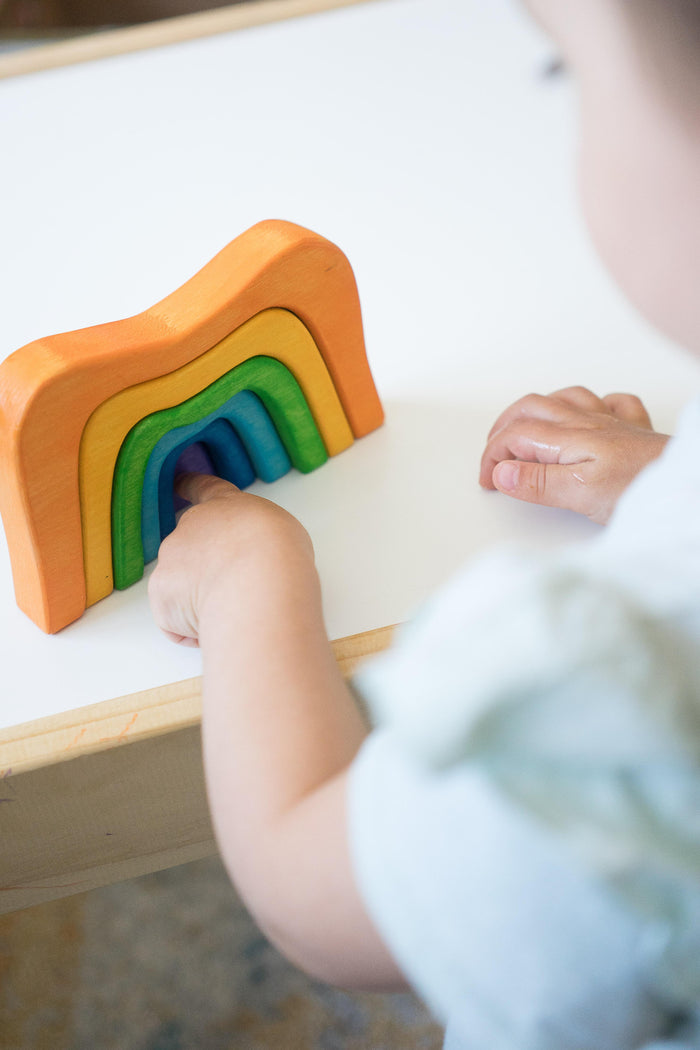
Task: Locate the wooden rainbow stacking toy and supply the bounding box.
[0,220,384,633]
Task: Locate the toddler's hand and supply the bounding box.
[148,474,315,647]
[479,386,670,524]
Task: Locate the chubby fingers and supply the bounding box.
[485,386,616,445]
[479,415,578,489]
[480,415,602,518]
[486,392,577,442]
[490,458,592,515]
[479,408,606,519]
[485,386,651,445]
[480,387,660,523]
[175,472,240,506]
[548,387,652,428]
[482,387,653,485]
[547,385,609,412]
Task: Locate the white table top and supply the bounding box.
[2,0,699,730]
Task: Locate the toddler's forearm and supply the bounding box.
[148,478,400,987]
[197,546,368,925]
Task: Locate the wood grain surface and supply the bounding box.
[0,623,396,914]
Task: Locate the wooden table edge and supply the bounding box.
[0,623,397,777]
[0,624,396,914]
[0,0,378,80]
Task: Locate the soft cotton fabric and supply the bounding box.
[349,397,700,1049]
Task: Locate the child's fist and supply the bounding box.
[148,474,314,646]
[480,386,669,524]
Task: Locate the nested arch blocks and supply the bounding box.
[113,355,329,591]
[81,308,352,607]
[0,221,384,633]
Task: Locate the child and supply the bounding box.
[148,0,700,1046]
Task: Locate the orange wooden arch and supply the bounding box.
[0,220,383,633]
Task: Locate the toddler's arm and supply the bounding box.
[480,385,669,523]
[148,474,404,990]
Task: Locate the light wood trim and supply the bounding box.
[0,624,396,915]
[0,0,378,80]
[0,623,396,777]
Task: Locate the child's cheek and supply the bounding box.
[576,121,633,297]
[577,102,700,354]
[577,109,661,319]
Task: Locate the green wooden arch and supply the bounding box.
[112,355,328,589]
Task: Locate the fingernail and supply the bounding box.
[495,462,519,490]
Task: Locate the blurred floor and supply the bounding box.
[0,855,444,1050]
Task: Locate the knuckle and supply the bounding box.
[627,394,647,414]
[511,393,545,415]
[609,391,635,405]
[550,385,600,409]
[607,392,650,421]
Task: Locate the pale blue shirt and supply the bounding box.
[349,397,700,1049]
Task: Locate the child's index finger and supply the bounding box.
[175,472,240,506]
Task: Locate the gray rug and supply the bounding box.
[0,856,444,1050]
